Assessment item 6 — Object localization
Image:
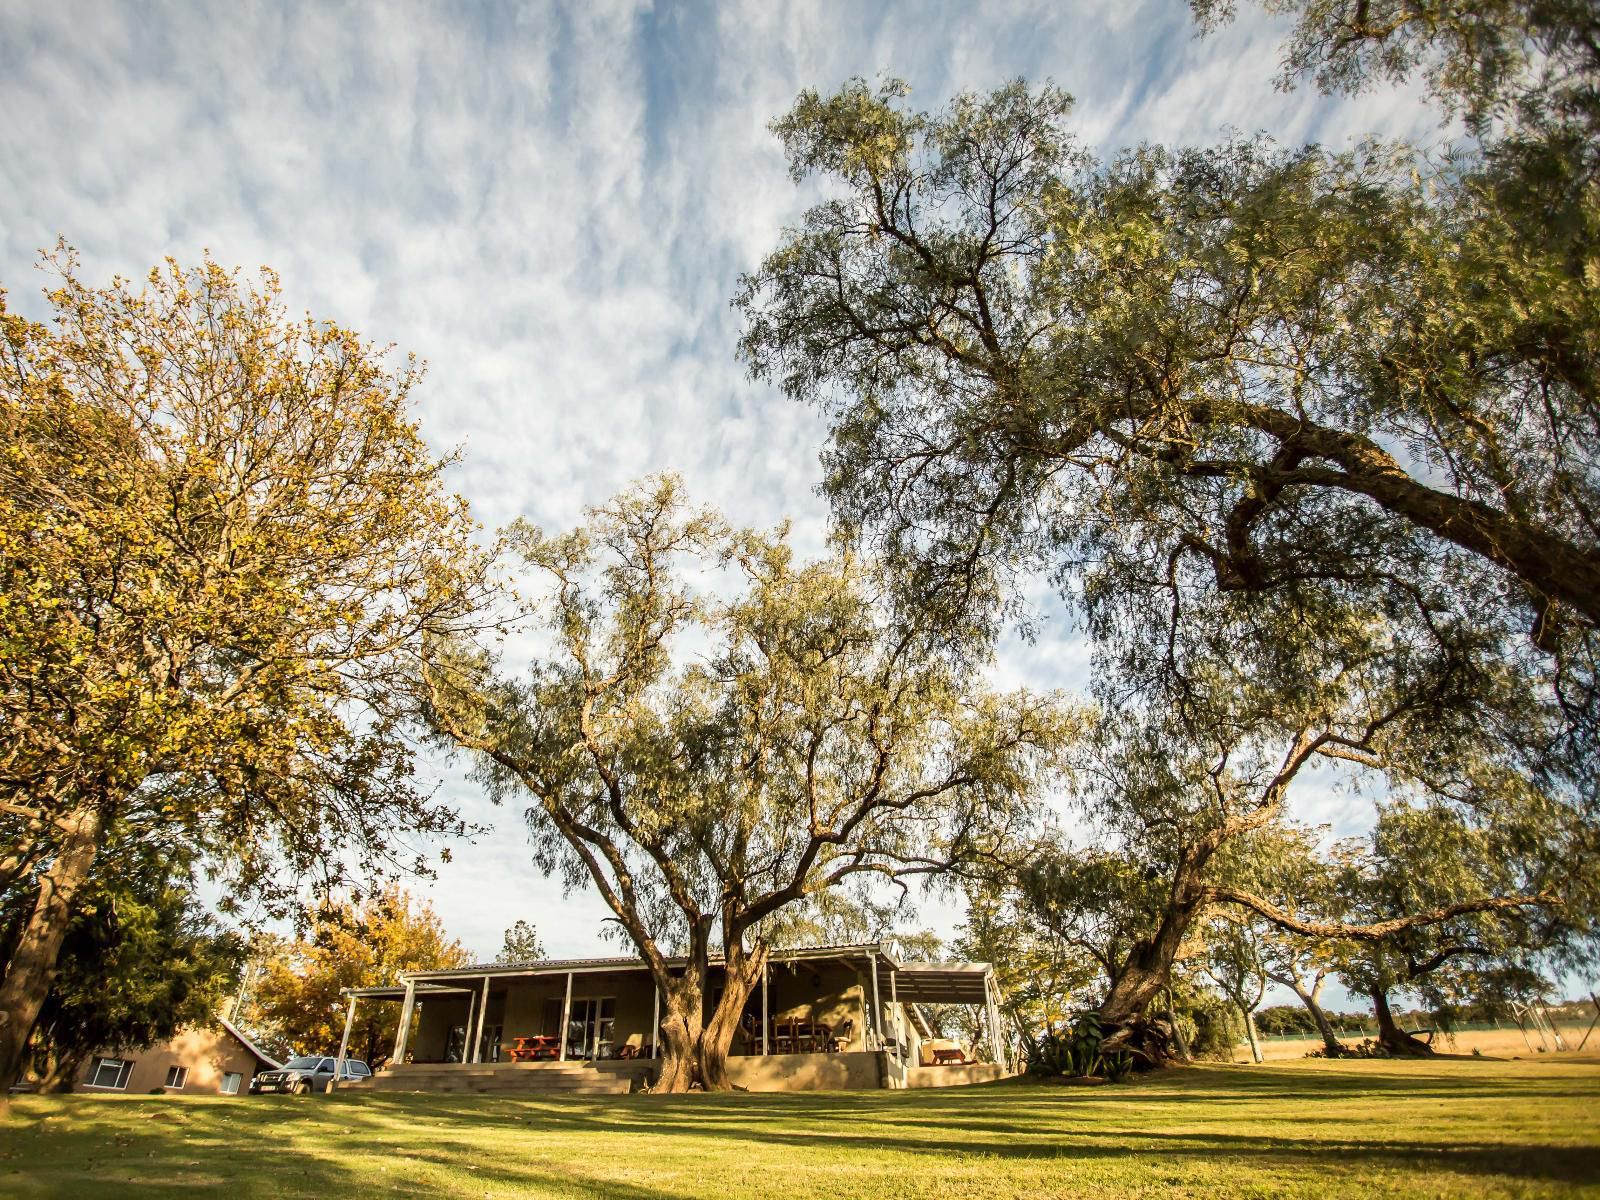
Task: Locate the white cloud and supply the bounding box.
[0,0,1445,958]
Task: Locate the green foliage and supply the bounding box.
[737,0,1600,1028]
[495,920,545,965]
[246,887,468,1065]
[1026,1012,1133,1081]
[11,834,243,1087]
[1182,991,1247,1062]
[422,476,1080,1088]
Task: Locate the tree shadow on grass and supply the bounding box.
[324,1074,1600,1190]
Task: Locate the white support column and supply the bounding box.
[336,993,357,1069]
[392,978,418,1065]
[985,975,1005,1066]
[472,975,490,1063]
[558,971,574,1062]
[651,982,660,1059]
[867,953,883,1051]
[889,970,901,1060]
[761,961,770,1056]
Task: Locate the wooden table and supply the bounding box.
[933,1048,967,1066]
[508,1035,560,1062]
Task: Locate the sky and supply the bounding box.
[0,1,1446,975]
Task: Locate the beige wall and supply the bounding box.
[727,1050,883,1091]
[760,961,869,1051]
[905,1062,1008,1089]
[79,1026,267,1096]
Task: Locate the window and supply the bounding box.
[163,1065,189,1090]
[219,1072,242,1095]
[87,1057,133,1090]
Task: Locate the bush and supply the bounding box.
[1026,1013,1134,1082]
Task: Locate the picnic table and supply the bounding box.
[507,1035,560,1062]
[932,1047,967,1066]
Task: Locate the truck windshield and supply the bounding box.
[284,1057,324,1070]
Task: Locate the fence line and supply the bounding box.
[1257,1020,1520,1042]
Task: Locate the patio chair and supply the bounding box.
[829,1019,854,1052]
[617,1033,644,1059]
[773,1022,796,1055]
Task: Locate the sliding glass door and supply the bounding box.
[565,996,616,1059]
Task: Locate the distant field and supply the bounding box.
[4,1056,1599,1198]
[1240,1026,1596,1062]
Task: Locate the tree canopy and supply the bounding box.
[0,248,489,1086]
[248,887,469,1066]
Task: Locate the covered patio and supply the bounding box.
[336,942,1012,1092]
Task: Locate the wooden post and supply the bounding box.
[335,992,357,1073]
[393,978,418,1065]
[651,981,660,1059]
[761,961,770,1056]
[868,953,883,1051]
[558,971,574,1062]
[889,969,901,1059]
[472,975,490,1063]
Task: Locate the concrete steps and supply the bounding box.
[342,1060,650,1096]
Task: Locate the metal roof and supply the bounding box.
[395,941,914,984]
[874,960,995,1006]
[219,1016,283,1070]
[342,942,996,1006]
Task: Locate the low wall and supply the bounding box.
[905,1063,1010,1089]
[727,1051,883,1092]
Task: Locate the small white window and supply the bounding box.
[163,1065,189,1090]
[87,1057,133,1090]
[219,1072,242,1095]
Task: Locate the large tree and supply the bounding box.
[0,250,488,1087]
[422,476,1076,1091]
[249,887,469,1066]
[735,4,1598,1047]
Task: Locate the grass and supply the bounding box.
[4,1056,1599,1198]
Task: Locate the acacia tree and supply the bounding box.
[0,250,488,1087]
[736,61,1598,677]
[1328,801,1594,1053]
[1243,828,1357,1056]
[249,887,469,1066]
[422,477,1076,1091]
[736,6,1597,1053]
[1203,918,1269,1063]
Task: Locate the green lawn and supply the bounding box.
[4,1057,1599,1198]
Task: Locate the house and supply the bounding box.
[338,942,1013,1094]
[75,1017,280,1096]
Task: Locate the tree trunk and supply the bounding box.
[1099,848,1213,1026]
[1289,977,1346,1056]
[1370,987,1432,1056]
[40,1045,89,1093]
[654,967,708,1094]
[1165,985,1191,1061]
[0,803,105,1091]
[1242,1007,1263,1063]
[698,940,767,1092]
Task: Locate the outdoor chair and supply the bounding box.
[829,1019,854,1052]
[617,1033,644,1059]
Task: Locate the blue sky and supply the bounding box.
[1,1,1443,970]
